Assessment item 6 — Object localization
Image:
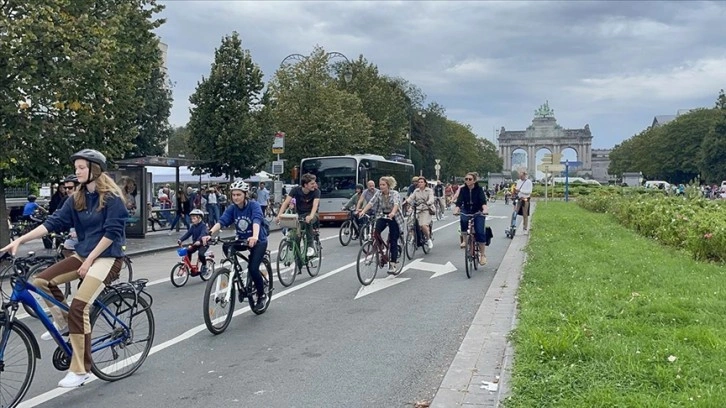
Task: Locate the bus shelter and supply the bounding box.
[113,156,209,238]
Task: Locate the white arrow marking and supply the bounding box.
[401,258,457,278]
[355,275,410,299]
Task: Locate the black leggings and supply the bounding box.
[223,241,268,297]
[186,244,208,265]
[375,217,400,263]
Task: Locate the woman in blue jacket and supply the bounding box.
[204,180,269,312]
[1,149,129,388]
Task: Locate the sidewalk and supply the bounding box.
[429,210,531,407]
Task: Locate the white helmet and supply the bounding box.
[190,209,205,217]
[229,179,249,192]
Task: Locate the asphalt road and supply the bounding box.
[13,200,516,408]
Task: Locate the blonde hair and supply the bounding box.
[73,163,125,211]
[380,176,397,190]
[466,172,478,181]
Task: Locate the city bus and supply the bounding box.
[300,154,415,222]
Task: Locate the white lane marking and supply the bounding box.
[18,258,356,407]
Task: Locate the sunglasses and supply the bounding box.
[464,178,474,181]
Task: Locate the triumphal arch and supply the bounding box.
[497,102,593,178]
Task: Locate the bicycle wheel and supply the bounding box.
[169,263,189,287]
[359,221,372,246]
[0,321,37,407]
[200,259,215,281]
[389,237,406,276]
[356,241,379,286]
[249,258,273,315]
[90,291,154,381]
[405,227,417,260]
[119,256,133,283]
[306,239,322,277]
[203,267,236,334]
[435,202,443,221]
[276,240,297,287]
[338,220,353,246]
[465,236,473,279]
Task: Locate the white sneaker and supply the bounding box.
[306,247,315,257]
[58,372,91,388]
[426,239,434,250]
[41,322,69,341]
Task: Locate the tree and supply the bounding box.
[127,65,173,158]
[269,46,372,168]
[0,0,166,245]
[700,90,726,183]
[167,126,192,158]
[187,32,269,178]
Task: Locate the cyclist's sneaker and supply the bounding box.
[388,262,398,274]
[460,241,466,248]
[41,321,69,341]
[426,239,434,250]
[306,247,315,258]
[479,255,487,265]
[58,372,91,388]
[254,294,268,311]
[200,265,207,275]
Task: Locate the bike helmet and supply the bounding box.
[70,149,107,171]
[189,209,205,217]
[229,180,249,192]
[27,195,37,202]
[63,174,79,184]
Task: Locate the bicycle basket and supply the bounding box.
[278,214,299,229]
[177,247,188,257]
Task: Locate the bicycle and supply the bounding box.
[202,238,273,335]
[338,209,371,247]
[405,203,434,260]
[0,252,154,407]
[276,214,322,287]
[460,212,485,278]
[356,216,406,285]
[433,198,444,221]
[170,240,218,287]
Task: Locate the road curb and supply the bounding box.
[429,207,531,407]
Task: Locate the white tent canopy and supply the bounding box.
[244,171,274,183]
[147,166,229,184]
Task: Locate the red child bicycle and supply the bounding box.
[170,241,217,287]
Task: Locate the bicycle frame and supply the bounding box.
[214,251,246,306]
[1,270,133,360]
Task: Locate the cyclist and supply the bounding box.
[404,176,435,250]
[21,194,47,222]
[204,180,269,312]
[514,170,533,231]
[344,184,365,236]
[357,180,379,215]
[275,173,320,258]
[357,176,404,273]
[176,209,210,275]
[453,172,489,265]
[1,148,128,388]
[434,180,445,214]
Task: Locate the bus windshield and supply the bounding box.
[301,157,357,199]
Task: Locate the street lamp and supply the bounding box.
[279,51,353,84]
[408,111,426,160]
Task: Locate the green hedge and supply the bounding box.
[578,190,726,262]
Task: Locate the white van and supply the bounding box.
[644,180,671,190]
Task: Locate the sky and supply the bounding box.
[155,0,726,153]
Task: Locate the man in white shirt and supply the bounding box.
[514,170,533,231]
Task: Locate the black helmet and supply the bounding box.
[27,195,36,201]
[355,184,364,190]
[63,174,79,184]
[70,149,107,171]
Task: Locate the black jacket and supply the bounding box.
[455,185,487,214]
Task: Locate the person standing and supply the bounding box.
[514,170,533,232]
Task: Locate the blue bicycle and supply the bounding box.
[0,252,155,407]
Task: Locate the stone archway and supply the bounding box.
[497,102,593,178]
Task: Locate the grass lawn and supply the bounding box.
[506,202,726,407]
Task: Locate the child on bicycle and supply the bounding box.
[176,209,210,275]
[204,180,269,312]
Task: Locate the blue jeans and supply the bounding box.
[207,203,220,225]
[460,213,486,243]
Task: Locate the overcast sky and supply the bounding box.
[156,0,726,151]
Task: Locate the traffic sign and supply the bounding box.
[272,131,285,154]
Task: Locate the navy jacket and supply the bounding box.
[218,200,268,244]
[43,191,128,258]
[179,222,209,244]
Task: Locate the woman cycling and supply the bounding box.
[204,180,269,312]
[404,176,435,250]
[1,148,128,388]
[357,176,404,273]
[453,172,489,265]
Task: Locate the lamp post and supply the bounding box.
[408,111,426,161]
